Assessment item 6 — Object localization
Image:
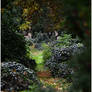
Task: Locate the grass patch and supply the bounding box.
[30,46,44,64]
[29,46,46,71]
[32,52,44,64]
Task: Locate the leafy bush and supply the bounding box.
[57,34,73,46]
[1,62,39,91]
[53,33,81,49]
[19,57,37,70]
[1,27,27,61]
[42,43,52,63]
[19,21,31,31]
[45,44,84,80]
[1,8,37,71]
[43,34,72,62]
[1,9,28,62]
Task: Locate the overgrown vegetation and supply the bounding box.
[1,9,27,62]
[1,0,90,92]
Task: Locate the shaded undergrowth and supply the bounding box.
[26,46,72,92]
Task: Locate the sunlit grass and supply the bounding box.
[30,46,44,64]
[32,52,44,64]
[29,46,45,71]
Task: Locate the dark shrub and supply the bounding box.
[1,8,27,62]
[1,62,39,91]
[1,9,37,70]
[19,57,37,70]
[1,27,27,61]
[45,44,84,80]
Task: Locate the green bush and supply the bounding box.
[57,34,73,47]
[42,43,52,63]
[1,9,27,62]
[1,8,37,70]
[1,26,27,62]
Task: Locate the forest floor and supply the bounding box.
[30,46,71,92]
